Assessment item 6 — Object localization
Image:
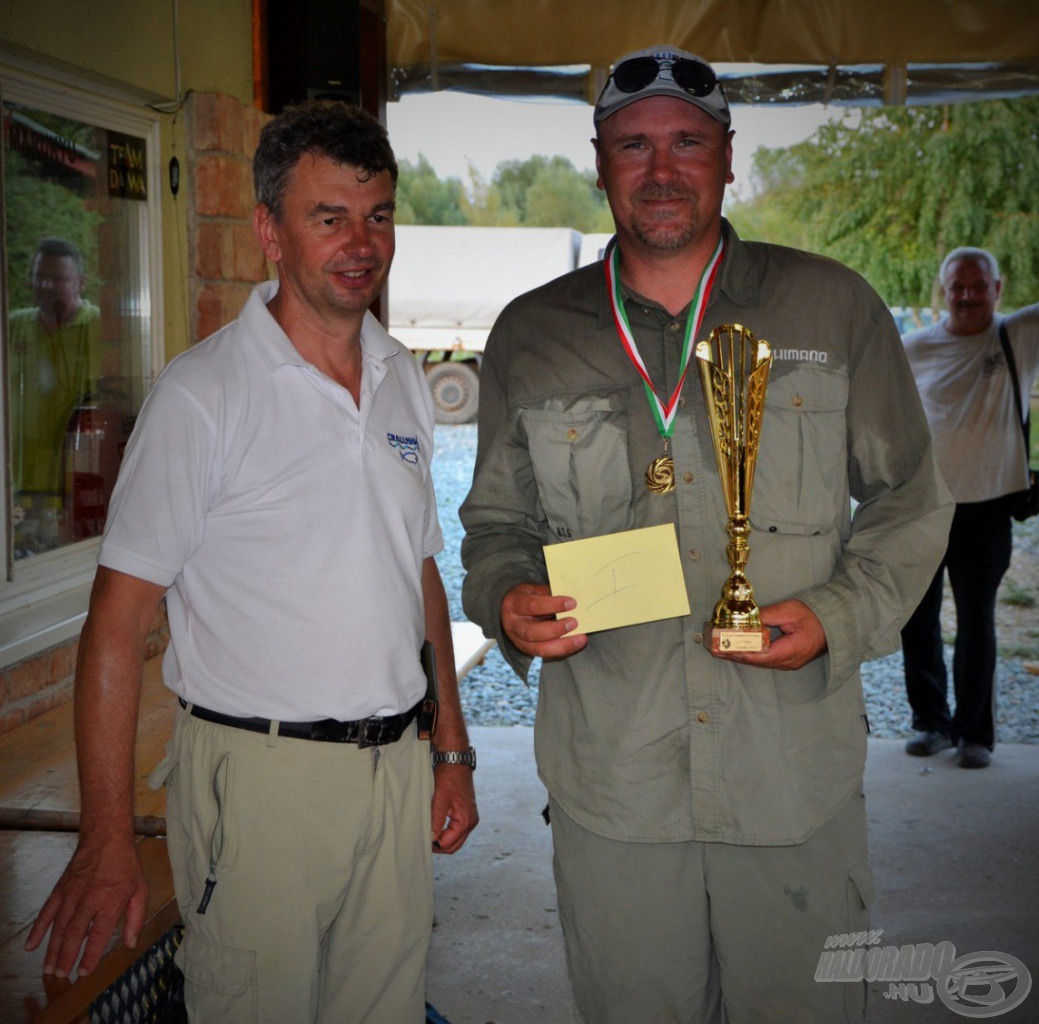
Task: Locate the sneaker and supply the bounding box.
[956,741,991,769]
[905,730,953,756]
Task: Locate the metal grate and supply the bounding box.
[89,925,186,1024]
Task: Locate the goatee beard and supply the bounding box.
[631,185,698,252]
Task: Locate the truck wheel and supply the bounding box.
[426,361,479,424]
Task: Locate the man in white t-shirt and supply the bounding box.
[27,101,478,1022]
[901,247,1039,769]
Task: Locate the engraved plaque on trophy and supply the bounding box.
[695,324,772,654]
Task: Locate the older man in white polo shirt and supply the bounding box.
[28,101,478,1024]
[901,247,1039,769]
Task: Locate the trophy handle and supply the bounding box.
[742,348,771,511]
[695,328,772,518]
[695,352,737,515]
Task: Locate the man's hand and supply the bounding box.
[714,599,827,671]
[430,766,479,854]
[25,833,147,978]
[22,568,164,979]
[500,583,588,659]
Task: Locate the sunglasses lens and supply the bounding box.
[671,59,717,97]
[612,56,661,94]
[611,55,717,99]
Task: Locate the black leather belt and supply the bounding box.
[178,697,422,748]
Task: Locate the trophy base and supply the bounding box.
[704,623,771,654]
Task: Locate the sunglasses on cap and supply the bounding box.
[610,54,718,97]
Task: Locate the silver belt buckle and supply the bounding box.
[356,717,380,749]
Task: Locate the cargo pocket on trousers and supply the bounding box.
[176,934,258,1022]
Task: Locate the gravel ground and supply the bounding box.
[433,424,1039,744]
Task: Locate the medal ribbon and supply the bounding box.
[605,236,724,438]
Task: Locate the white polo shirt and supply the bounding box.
[100,280,443,720]
[903,304,1039,503]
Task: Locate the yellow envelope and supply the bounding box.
[543,523,691,634]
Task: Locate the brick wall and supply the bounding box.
[0,607,169,736]
[0,92,270,737]
[188,91,271,342]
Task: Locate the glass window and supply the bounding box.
[3,97,153,564]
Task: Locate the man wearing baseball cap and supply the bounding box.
[462,44,952,1022]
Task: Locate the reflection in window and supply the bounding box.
[4,103,150,561]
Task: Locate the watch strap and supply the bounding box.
[431,746,477,769]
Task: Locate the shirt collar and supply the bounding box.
[595,217,759,329]
[714,218,759,308]
[241,279,400,373]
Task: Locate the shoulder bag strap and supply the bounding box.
[997,320,1031,463]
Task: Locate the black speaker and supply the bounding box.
[266,0,362,112]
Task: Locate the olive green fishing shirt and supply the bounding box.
[461,222,953,845]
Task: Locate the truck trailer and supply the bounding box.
[388,225,611,422]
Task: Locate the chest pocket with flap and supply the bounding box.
[750,365,849,536]
[521,398,634,541]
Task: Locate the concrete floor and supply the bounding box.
[426,729,1039,1024]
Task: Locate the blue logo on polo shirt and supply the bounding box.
[387,432,420,464]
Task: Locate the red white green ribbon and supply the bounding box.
[605,236,724,438]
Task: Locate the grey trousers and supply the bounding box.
[550,792,871,1024]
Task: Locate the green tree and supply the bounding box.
[493,155,565,222]
[524,162,611,232]
[725,147,812,254]
[487,155,612,231]
[395,155,467,225]
[459,166,522,226]
[393,151,614,232]
[726,98,1039,309]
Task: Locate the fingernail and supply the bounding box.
[563,598,576,610]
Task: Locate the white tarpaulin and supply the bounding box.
[389,225,580,336]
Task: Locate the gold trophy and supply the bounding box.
[695,324,772,653]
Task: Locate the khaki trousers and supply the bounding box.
[550,792,872,1024]
[153,708,434,1024]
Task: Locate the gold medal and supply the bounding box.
[605,236,724,500]
[646,437,675,494]
[645,455,675,494]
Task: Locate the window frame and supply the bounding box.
[0,64,164,666]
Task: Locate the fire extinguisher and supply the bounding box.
[63,395,133,541]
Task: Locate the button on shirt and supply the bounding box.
[101,281,442,722]
[461,221,952,845]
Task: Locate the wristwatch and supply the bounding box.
[431,746,477,770]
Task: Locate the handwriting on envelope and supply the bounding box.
[543,524,691,634]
